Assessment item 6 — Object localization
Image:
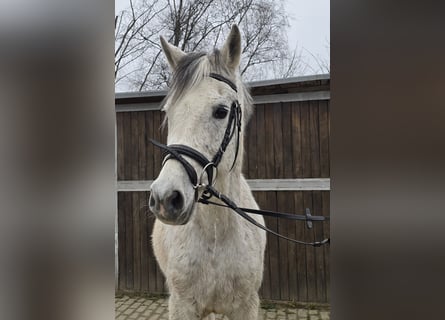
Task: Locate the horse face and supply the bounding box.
[149,26,242,225]
[149,79,237,225]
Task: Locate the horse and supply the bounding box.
[149,25,266,320]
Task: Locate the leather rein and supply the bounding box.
[150,73,330,247]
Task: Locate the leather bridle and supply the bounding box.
[150,73,330,247]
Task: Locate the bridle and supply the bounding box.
[150,73,330,247]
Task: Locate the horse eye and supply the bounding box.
[213,106,229,119]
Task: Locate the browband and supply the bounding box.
[209,73,237,92]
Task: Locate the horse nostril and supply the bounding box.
[167,190,184,211]
[149,195,156,208]
[149,193,159,213]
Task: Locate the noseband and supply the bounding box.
[150,73,330,247]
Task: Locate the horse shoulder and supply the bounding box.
[152,220,169,274]
[239,174,259,209]
[239,174,266,250]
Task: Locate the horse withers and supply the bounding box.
[149,25,266,320]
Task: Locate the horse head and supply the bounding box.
[149,25,252,225]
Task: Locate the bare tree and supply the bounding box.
[115,0,168,86]
[115,0,305,91]
[303,39,330,75]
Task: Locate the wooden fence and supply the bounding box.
[115,74,330,303]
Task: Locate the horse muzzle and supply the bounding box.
[149,184,192,225]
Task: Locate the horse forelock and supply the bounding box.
[161,48,253,128]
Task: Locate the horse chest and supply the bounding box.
[168,232,254,294]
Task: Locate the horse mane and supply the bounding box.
[162,49,253,122]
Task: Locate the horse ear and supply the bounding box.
[160,36,186,70]
[221,25,242,72]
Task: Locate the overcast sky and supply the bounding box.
[115,0,330,87]
[285,0,330,66]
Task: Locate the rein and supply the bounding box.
[150,73,330,247]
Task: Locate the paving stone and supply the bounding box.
[288,314,297,320]
[320,311,329,320]
[115,295,329,320]
[123,308,134,315]
[297,309,308,317]
[308,310,318,315]
[128,312,140,319]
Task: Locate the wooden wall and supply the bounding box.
[116,76,330,302]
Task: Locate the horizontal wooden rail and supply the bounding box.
[117,178,330,192]
[115,91,330,112]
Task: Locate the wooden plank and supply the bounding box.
[253,91,330,106]
[116,114,125,180]
[247,104,258,179]
[276,191,290,300]
[123,112,132,181]
[138,112,147,180]
[322,191,330,302]
[291,102,303,177]
[130,112,139,180]
[156,113,167,292]
[309,101,321,178]
[286,192,298,301]
[247,74,330,87]
[264,104,275,179]
[272,103,289,300]
[280,104,295,300]
[319,100,330,178]
[116,102,163,112]
[303,192,316,302]
[257,192,271,299]
[263,105,280,299]
[147,192,158,293]
[145,111,155,180]
[312,191,326,302]
[152,111,162,178]
[281,102,294,179]
[253,192,264,297]
[115,90,331,113]
[278,103,298,301]
[125,192,134,290]
[242,110,250,175]
[254,105,269,298]
[294,191,307,301]
[273,103,284,179]
[247,178,330,191]
[292,101,307,300]
[117,192,126,290]
[300,101,312,178]
[132,192,141,291]
[140,192,149,291]
[117,178,331,192]
[266,192,280,300]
